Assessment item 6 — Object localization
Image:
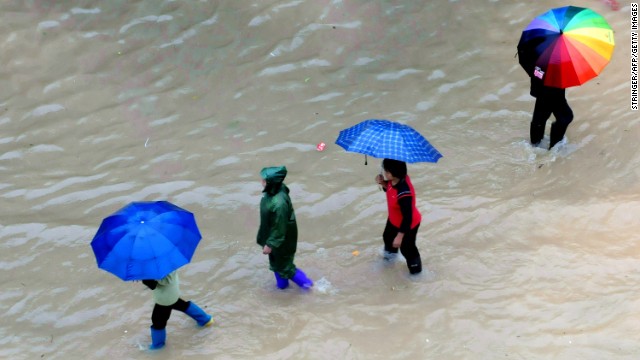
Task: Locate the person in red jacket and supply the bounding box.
[375,158,422,274]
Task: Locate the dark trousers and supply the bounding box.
[530,95,574,149]
[151,298,190,330]
[383,219,422,274]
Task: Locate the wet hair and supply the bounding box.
[382,158,407,179]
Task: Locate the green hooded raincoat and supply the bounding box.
[257,166,298,279]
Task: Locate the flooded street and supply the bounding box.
[1,0,639,359]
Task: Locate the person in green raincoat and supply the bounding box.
[257,166,313,289]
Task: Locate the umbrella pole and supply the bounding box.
[365,154,367,165]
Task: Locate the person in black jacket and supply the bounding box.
[529,73,574,150]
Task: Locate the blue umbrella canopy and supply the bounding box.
[335,119,442,163]
[91,201,202,281]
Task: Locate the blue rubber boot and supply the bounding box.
[274,272,289,289]
[149,326,166,350]
[291,269,313,289]
[185,302,213,327]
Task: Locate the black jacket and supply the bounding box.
[530,76,566,99]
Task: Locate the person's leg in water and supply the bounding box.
[399,224,422,274]
[150,304,172,349]
[382,219,399,261]
[270,253,293,289]
[549,98,574,149]
[530,97,553,146]
[291,268,313,289]
[270,255,312,289]
[177,298,213,327]
[274,271,289,289]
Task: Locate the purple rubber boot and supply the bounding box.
[274,272,289,289]
[291,269,313,289]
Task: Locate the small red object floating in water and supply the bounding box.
[316,142,326,151]
[603,0,620,10]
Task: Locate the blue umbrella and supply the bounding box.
[91,201,202,281]
[335,119,442,164]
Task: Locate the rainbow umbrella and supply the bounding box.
[517,6,614,88]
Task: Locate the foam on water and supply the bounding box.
[313,277,338,295]
[27,104,65,118]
